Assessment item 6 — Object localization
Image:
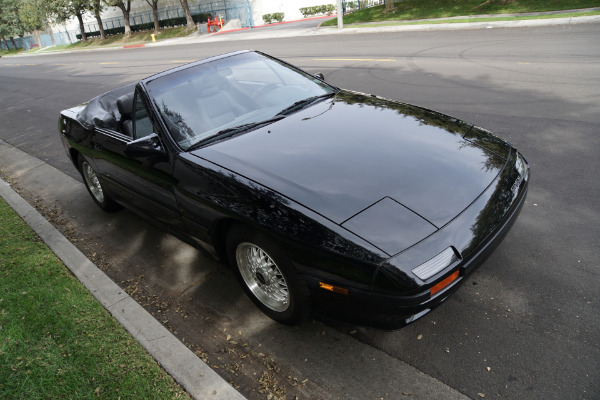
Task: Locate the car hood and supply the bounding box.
[192,91,510,255]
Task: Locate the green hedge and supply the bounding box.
[262,12,285,24]
[77,13,212,39]
[299,4,335,18]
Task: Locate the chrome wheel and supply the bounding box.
[236,242,289,312]
[81,161,105,204]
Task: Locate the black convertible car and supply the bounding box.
[59,50,529,329]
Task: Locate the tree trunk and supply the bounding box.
[63,24,73,44]
[178,0,195,29]
[76,12,87,41]
[1,37,8,50]
[118,2,132,37]
[384,0,395,13]
[94,10,107,40]
[123,9,131,36]
[34,29,41,47]
[152,3,159,34]
[9,37,17,49]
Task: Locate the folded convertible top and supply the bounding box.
[77,83,136,130]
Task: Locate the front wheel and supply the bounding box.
[227,225,309,325]
[78,156,120,212]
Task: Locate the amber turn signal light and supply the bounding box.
[430,270,460,296]
[319,282,349,295]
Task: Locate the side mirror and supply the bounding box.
[315,72,325,81]
[125,133,166,158]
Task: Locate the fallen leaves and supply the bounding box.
[258,371,286,399]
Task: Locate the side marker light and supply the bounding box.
[319,282,349,295]
[430,270,460,296]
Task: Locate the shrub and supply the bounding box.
[299,4,335,18]
[272,12,285,22]
[323,4,336,15]
[262,12,284,24]
[76,13,212,39]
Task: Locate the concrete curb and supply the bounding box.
[0,141,246,400]
[251,13,335,29]
[210,14,335,35]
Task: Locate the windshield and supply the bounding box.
[146,52,336,150]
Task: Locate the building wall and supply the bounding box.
[57,0,337,33]
[251,0,335,25]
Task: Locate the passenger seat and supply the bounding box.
[116,93,135,137]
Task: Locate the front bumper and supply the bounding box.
[306,151,529,329]
[367,182,528,329]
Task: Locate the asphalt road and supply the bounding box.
[1,23,599,399]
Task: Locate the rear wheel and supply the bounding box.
[227,225,309,325]
[78,156,120,212]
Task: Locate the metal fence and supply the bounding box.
[39,32,74,47]
[0,1,252,50]
[0,31,76,50]
[1,36,36,50]
[82,0,253,33]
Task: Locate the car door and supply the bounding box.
[91,88,185,233]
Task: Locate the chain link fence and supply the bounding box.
[1,31,76,51]
[1,36,36,51]
[1,0,253,50]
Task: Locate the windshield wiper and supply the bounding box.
[276,93,335,117]
[186,116,284,151]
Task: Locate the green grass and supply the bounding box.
[354,9,600,27]
[36,43,72,51]
[71,26,194,48]
[153,26,194,40]
[322,0,600,26]
[0,48,24,56]
[0,198,189,399]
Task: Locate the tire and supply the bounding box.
[226,225,310,325]
[78,156,120,212]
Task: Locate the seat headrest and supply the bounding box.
[117,93,134,119]
[202,71,228,88]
